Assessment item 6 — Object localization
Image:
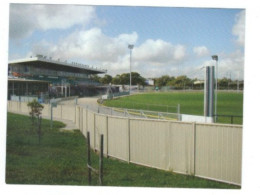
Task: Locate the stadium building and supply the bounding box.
[8,55,115,102]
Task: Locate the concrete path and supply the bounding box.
[53,117,77,131]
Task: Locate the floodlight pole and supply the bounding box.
[128,44,134,94]
[212,55,218,122]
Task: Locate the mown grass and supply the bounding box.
[6,113,240,188]
[103,91,243,124]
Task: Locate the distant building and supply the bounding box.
[145,79,154,86]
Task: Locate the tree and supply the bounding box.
[155,75,171,87]
[111,74,121,85]
[131,72,146,86]
[111,72,146,86]
[119,73,129,85]
[218,77,231,89]
[27,99,44,144]
[100,74,113,84]
[166,77,176,87]
[173,75,192,89]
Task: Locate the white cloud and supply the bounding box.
[9,4,96,39]
[193,46,209,57]
[28,28,189,77]
[133,39,186,64]
[34,28,138,63]
[232,10,245,47]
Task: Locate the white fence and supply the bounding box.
[7,101,242,186]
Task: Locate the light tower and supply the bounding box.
[128,44,134,94]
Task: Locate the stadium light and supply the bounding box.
[212,55,218,122]
[128,44,134,94]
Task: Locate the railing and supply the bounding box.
[107,91,130,99]
[15,68,90,79]
[104,99,180,114]
[214,114,243,124]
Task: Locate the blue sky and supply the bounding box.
[9,4,245,79]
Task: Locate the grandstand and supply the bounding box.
[8,55,113,101]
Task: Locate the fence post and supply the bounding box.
[99,134,104,185]
[231,116,234,124]
[87,132,91,184]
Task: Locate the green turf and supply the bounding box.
[103,91,243,124]
[6,112,240,188]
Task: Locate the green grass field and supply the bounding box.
[6,113,239,188]
[103,91,243,124]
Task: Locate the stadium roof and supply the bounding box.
[8,55,107,74]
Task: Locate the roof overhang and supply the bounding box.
[8,56,107,74]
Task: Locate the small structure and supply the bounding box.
[204,66,215,117]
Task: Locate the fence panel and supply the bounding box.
[61,105,76,121]
[195,123,242,185]
[169,122,195,175]
[9,101,20,112]
[81,108,87,137]
[20,102,29,114]
[95,114,108,153]
[75,106,80,128]
[87,111,95,148]
[130,119,170,170]
[107,117,129,161]
[79,107,83,132]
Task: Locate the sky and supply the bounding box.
[8,4,245,79]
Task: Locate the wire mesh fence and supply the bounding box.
[80,103,180,121]
[103,99,180,114]
[214,114,243,125]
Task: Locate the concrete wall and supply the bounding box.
[7,101,242,185]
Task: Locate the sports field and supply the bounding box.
[103,91,243,124]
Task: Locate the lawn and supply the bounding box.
[103,91,243,124]
[6,112,240,188]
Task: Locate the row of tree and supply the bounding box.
[90,72,146,86]
[92,72,243,90]
[154,75,243,90]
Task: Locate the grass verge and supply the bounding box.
[6,112,240,188]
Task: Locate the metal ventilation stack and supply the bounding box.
[204,66,215,117]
